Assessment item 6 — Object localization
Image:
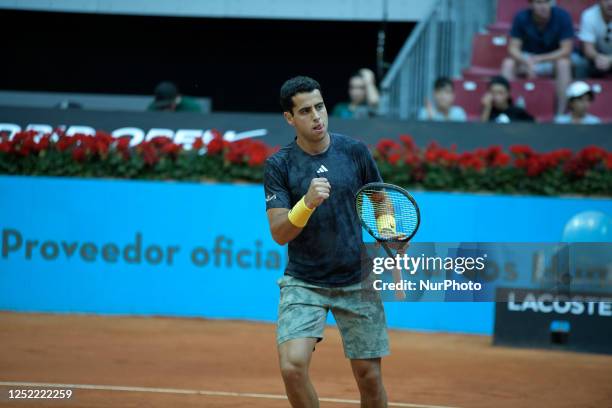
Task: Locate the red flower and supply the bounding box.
[36,134,51,151]
[491,152,510,167]
[376,139,402,161]
[161,143,181,155]
[192,137,204,150]
[141,144,159,166]
[72,147,87,162]
[248,147,267,166]
[207,138,225,155]
[116,137,131,151]
[399,134,417,152]
[96,140,109,156]
[388,153,401,165]
[0,140,11,153]
[56,136,74,152]
[150,136,173,148]
[510,145,534,156]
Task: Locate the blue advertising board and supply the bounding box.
[1,176,611,334]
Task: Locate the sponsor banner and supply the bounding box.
[1,106,611,151]
[1,176,611,333]
[494,287,612,354]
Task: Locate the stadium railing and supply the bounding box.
[380,0,496,119]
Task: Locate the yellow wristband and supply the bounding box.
[376,214,396,236]
[288,196,314,228]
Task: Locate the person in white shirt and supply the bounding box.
[418,77,467,122]
[579,0,612,76]
[555,81,601,124]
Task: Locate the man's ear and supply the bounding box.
[283,111,295,127]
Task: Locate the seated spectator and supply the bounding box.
[332,68,379,119]
[555,81,601,124]
[501,0,574,114]
[418,77,467,122]
[481,76,535,123]
[147,81,202,112]
[579,0,612,77]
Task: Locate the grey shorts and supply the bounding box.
[521,52,554,76]
[276,274,390,359]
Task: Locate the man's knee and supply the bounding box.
[280,358,308,384]
[353,365,383,394]
[278,340,313,385]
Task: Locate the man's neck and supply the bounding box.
[533,13,549,27]
[296,132,331,155]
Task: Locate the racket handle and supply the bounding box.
[380,242,406,300]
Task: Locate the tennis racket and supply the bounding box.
[355,182,420,299]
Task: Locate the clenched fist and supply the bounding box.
[304,178,331,209]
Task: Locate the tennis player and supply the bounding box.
[264,76,391,408]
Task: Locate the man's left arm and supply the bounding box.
[356,142,396,235]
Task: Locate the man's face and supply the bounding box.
[531,0,552,20]
[284,89,328,143]
[348,76,367,105]
[601,0,612,18]
[433,86,455,110]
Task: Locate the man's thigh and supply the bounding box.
[277,275,329,346]
[331,285,389,360]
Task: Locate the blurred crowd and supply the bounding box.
[148,1,610,125]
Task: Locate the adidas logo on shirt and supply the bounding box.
[316,165,328,174]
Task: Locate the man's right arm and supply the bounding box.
[267,208,302,246]
[508,38,525,62]
[266,178,331,245]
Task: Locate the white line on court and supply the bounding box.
[0,381,460,408]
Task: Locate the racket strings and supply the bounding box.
[357,187,419,240]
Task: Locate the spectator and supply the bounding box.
[481,76,535,123]
[418,77,467,122]
[554,81,601,124]
[147,81,202,112]
[579,0,612,77]
[501,0,574,114]
[332,68,379,118]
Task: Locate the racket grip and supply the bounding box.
[381,242,406,300]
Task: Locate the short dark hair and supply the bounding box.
[488,75,510,91]
[434,77,453,91]
[280,76,322,114]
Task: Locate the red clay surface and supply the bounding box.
[0,312,611,408]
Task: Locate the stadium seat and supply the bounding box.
[488,0,526,34]
[585,80,612,122]
[452,79,487,120]
[511,79,556,122]
[557,0,597,26]
[463,34,508,79]
[453,79,555,122]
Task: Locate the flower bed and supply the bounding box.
[1,130,611,196]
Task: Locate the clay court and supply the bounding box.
[0,312,610,408]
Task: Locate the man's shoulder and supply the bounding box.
[552,6,573,23]
[265,141,294,168]
[513,8,531,25]
[581,4,601,22]
[331,132,368,154]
